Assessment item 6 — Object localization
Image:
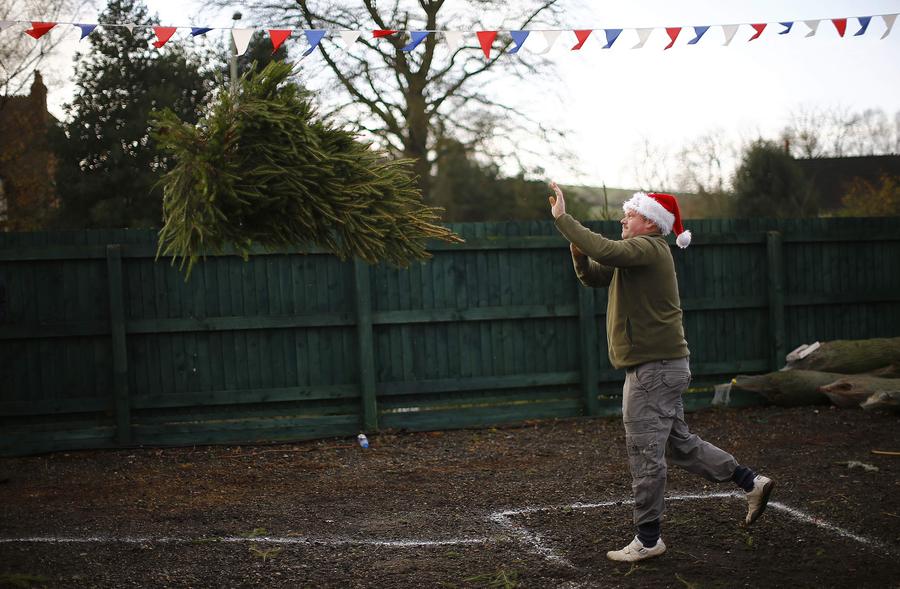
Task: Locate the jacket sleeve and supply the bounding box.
[572,253,614,287]
[555,214,659,267]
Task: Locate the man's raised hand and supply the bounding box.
[548,181,566,219]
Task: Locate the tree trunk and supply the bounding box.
[405,82,432,202]
[818,375,900,408]
[861,391,900,411]
[784,337,900,374]
[732,370,841,406]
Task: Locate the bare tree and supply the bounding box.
[673,128,741,195]
[781,104,899,158]
[629,136,674,191]
[0,0,93,98]
[211,0,568,200]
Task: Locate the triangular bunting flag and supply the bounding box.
[75,23,97,40]
[688,26,709,45]
[882,14,897,39]
[339,30,362,46]
[748,23,766,41]
[190,27,212,37]
[603,28,622,48]
[721,24,739,45]
[476,30,497,58]
[373,29,397,38]
[123,23,135,34]
[571,29,592,50]
[302,29,326,56]
[832,18,847,37]
[534,30,561,54]
[508,30,529,54]
[268,29,292,52]
[632,27,652,49]
[443,31,463,52]
[804,20,820,37]
[401,31,430,52]
[854,16,871,36]
[232,29,253,56]
[152,26,177,48]
[779,22,793,35]
[664,27,681,49]
[25,22,55,39]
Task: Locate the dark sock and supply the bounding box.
[637,520,660,548]
[732,465,757,492]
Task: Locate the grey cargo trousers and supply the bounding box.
[623,356,738,525]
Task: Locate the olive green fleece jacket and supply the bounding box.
[554,214,689,369]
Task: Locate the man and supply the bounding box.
[548,182,774,563]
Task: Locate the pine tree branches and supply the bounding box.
[151,60,462,277]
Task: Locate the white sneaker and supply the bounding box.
[606,535,666,562]
[745,475,774,525]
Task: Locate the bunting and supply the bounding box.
[9,12,895,55]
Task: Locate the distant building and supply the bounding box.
[795,154,900,213]
[0,71,58,231]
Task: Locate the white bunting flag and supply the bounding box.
[123,23,135,34]
[443,30,464,52]
[632,27,652,49]
[882,14,897,39]
[804,20,820,37]
[339,30,362,46]
[721,24,739,45]
[533,30,561,53]
[232,28,253,56]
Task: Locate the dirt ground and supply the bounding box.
[1,405,899,589]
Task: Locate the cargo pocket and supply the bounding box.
[660,369,691,390]
[624,417,661,478]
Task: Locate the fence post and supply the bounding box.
[353,259,378,432]
[766,231,786,371]
[106,244,131,444]
[578,286,600,416]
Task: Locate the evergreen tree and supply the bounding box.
[51,0,216,228]
[733,140,818,218]
[152,61,462,277]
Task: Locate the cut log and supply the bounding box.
[818,376,900,408]
[861,391,900,411]
[732,370,840,407]
[783,337,900,374]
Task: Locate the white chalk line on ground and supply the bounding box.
[0,491,889,567]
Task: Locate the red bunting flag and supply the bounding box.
[571,29,593,50]
[748,23,767,41]
[831,18,847,37]
[477,30,497,58]
[664,27,681,49]
[25,22,56,39]
[152,26,177,48]
[373,29,397,38]
[268,29,292,52]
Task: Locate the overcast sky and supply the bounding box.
[30,0,900,189]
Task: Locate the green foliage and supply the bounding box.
[432,139,591,221]
[732,140,818,218]
[51,0,216,229]
[222,32,287,83]
[152,60,462,277]
[838,174,900,217]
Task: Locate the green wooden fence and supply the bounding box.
[1,217,899,456]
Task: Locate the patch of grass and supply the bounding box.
[463,569,519,588]
[676,573,699,589]
[0,573,50,588]
[249,545,283,562]
[239,527,268,538]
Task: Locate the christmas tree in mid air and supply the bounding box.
[152,60,462,276]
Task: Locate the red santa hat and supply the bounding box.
[622,192,692,248]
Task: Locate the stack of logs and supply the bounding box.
[730,337,900,409]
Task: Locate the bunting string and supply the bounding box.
[1,13,895,56]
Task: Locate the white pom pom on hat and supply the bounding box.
[622,192,692,248]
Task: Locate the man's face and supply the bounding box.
[621,210,658,239]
